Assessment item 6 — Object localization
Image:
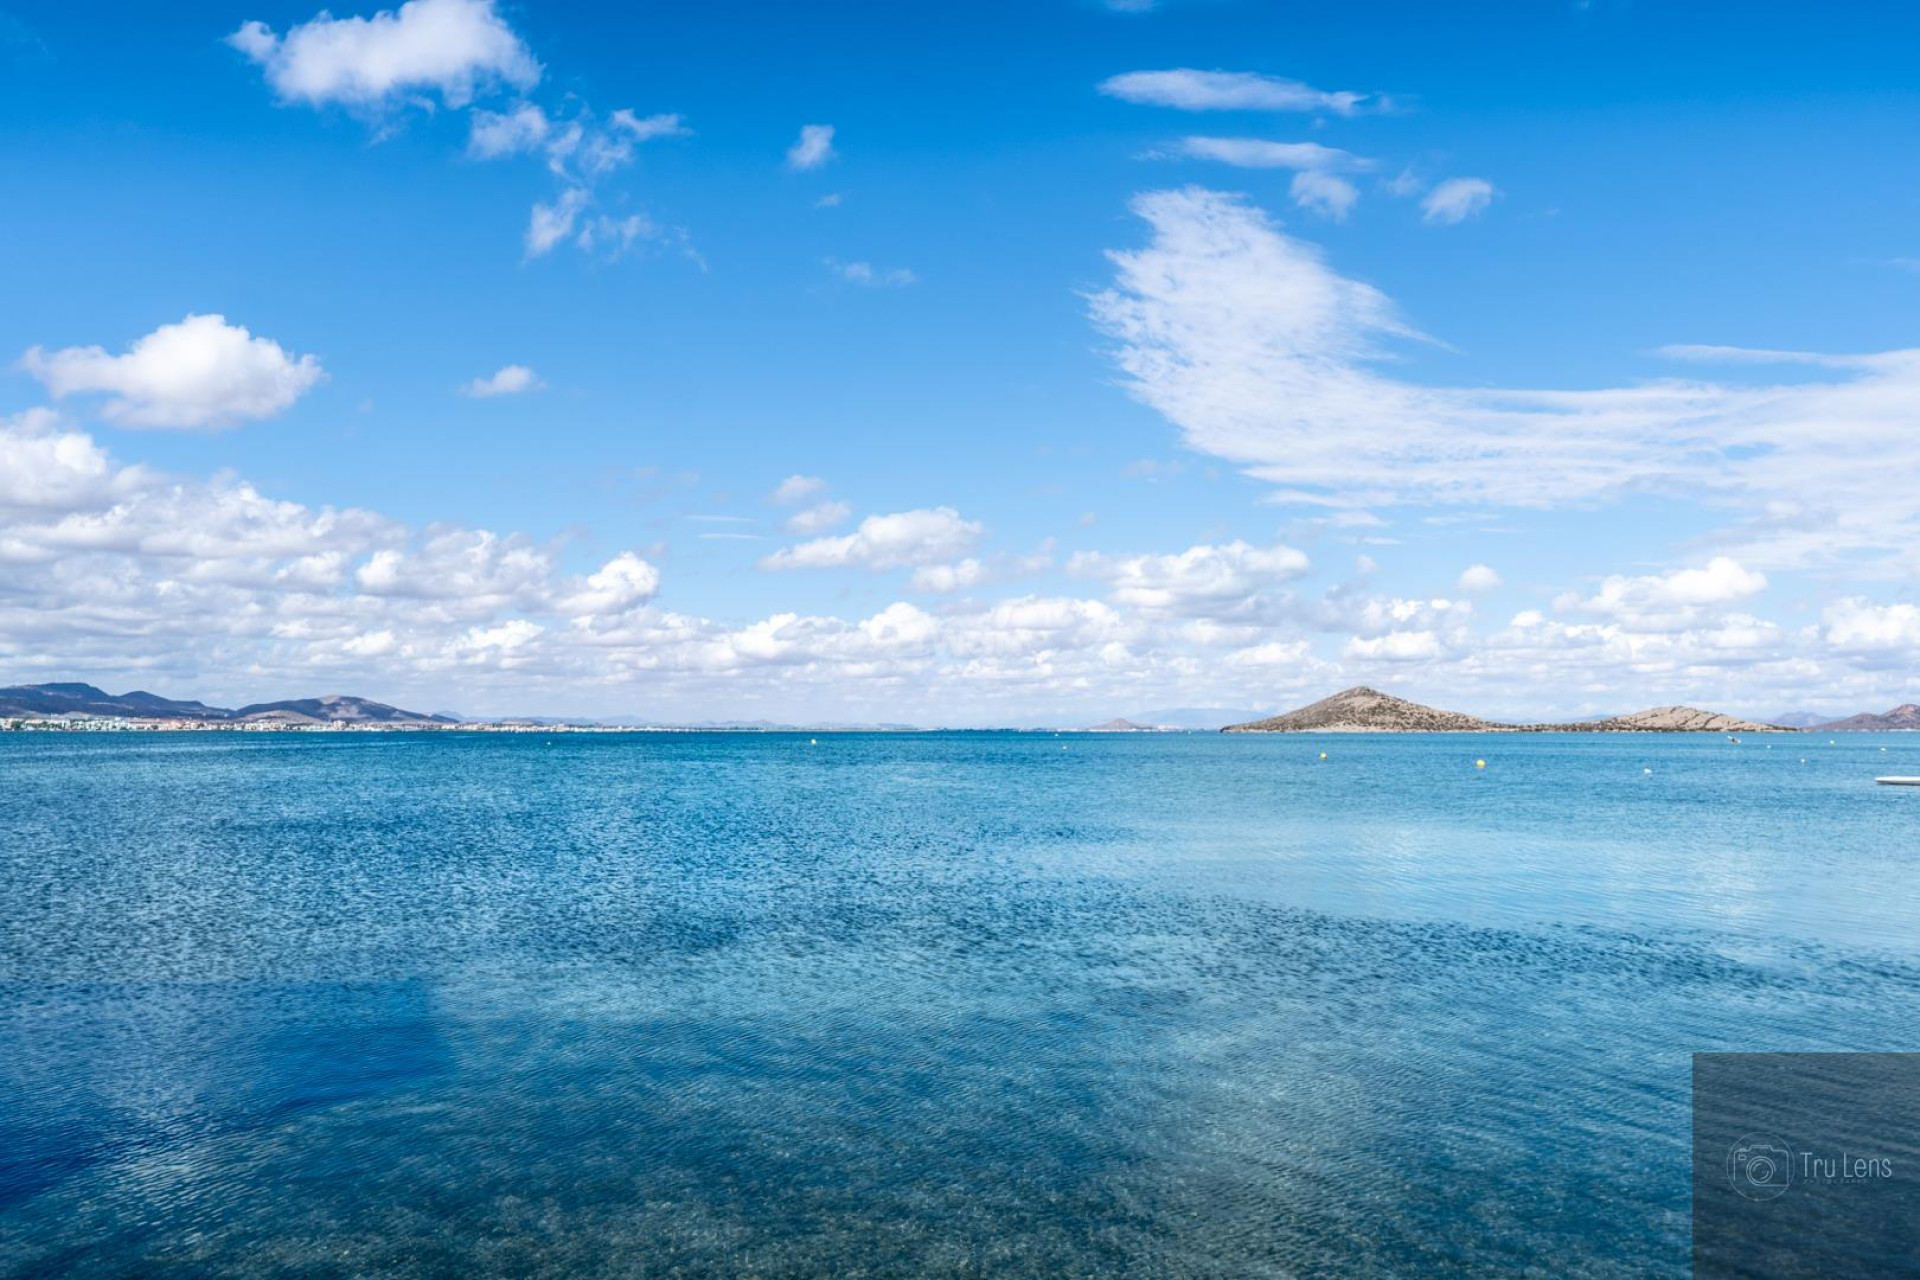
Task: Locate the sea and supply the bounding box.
[2,730,1916,1277]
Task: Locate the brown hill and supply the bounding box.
[1571,706,1792,733]
[230,695,452,725]
[1816,704,1920,732]
[1223,687,1493,733]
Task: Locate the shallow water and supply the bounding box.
[2,731,1916,1276]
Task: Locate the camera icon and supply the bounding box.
[1726,1134,1794,1201]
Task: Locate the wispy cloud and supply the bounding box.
[460,364,543,398]
[1420,177,1496,224]
[1100,69,1380,115]
[1089,185,1920,574]
[786,124,837,171]
[762,508,982,570]
[1164,137,1372,171]
[826,259,917,288]
[1290,171,1360,221]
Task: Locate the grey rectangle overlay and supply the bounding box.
[1694,1052,1920,1277]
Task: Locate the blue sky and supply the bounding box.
[3,0,1920,723]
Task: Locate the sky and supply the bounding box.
[4,0,1920,724]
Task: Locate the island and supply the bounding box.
[1222,687,1796,733]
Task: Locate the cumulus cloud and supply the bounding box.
[227,0,539,111]
[910,559,986,594]
[770,475,827,505]
[1344,630,1445,662]
[22,314,323,430]
[1823,599,1920,655]
[460,364,543,397]
[9,404,1920,721]
[762,507,983,570]
[1458,564,1503,592]
[467,101,549,157]
[1290,171,1360,220]
[1420,177,1496,224]
[786,124,837,170]
[1557,557,1767,629]
[1071,540,1309,617]
[1088,186,1920,574]
[556,551,661,617]
[784,500,852,535]
[1099,69,1376,115]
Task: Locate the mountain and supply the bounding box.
[1223,687,1493,733]
[0,682,454,725]
[1082,718,1160,732]
[1575,706,1792,733]
[0,682,231,720]
[1815,704,1920,731]
[1221,687,1798,734]
[1768,710,1832,729]
[1128,707,1267,731]
[230,695,454,726]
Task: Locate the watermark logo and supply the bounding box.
[1726,1133,1794,1201]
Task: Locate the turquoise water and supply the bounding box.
[2,731,1917,1276]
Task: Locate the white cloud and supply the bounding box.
[22,314,323,430]
[1420,177,1496,224]
[1384,167,1424,198]
[1224,639,1312,668]
[525,187,589,256]
[472,103,685,177]
[1823,599,1920,655]
[785,500,852,535]
[1099,69,1376,115]
[762,507,983,570]
[814,192,844,209]
[1072,540,1309,618]
[1344,630,1445,662]
[909,559,986,594]
[468,101,549,157]
[556,552,660,617]
[227,0,539,111]
[611,110,690,142]
[770,475,827,505]
[786,124,837,171]
[827,259,916,287]
[1290,171,1360,220]
[1088,186,1920,574]
[14,405,1920,723]
[1458,564,1503,592]
[1169,138,1371,171]
[355,530,552,604]
[460,364,543,398]
[1558,557,1767,629]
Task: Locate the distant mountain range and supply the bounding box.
[1129,707,1268,731]
[1222,687,1795,733]
[1813,703,1920,732]
[0,683,452,725]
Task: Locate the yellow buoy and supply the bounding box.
[810,738,818,745]
[1475,759,1486,769]
[1318,752,1328,760]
